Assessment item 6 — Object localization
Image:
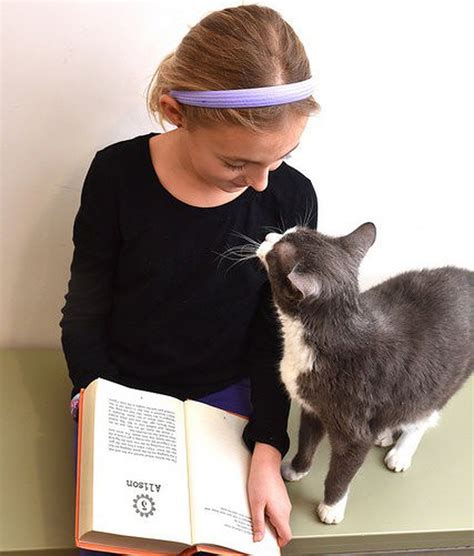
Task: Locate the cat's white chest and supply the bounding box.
[277,309,316,412]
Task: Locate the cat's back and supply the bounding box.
[358,266,473,411]
[365,266,473,318]
[362,266,474,341]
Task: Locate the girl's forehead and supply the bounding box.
[193,116,308,159]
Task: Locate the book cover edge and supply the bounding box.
[74,386,85,547]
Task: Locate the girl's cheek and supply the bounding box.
[270,161,283,171]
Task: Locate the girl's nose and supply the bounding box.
[246,169,270,192]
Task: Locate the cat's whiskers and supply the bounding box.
[213,229,267,277]
[213,241,259,276]
[223,253,258,276]
[262,225,284,234]
[214,245,257,262]
[296,197,317,228]
[229,230,260,246]
[279,211,287,234]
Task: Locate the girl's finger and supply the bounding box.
[269,512,292,547]
[250,501,265,542]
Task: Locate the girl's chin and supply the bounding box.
[212,179,248,193]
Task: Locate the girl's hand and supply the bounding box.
[247,442,292,547]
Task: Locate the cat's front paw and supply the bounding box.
[384,447,412,472]
[317,500,346,524]
[375,429,394,447]
[281,460,310,482]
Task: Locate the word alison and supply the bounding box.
[126,480,161,492]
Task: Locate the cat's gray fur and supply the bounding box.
[256,223,473,524]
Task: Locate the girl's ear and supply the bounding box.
[288,265,321,298]
[159,94,185,128]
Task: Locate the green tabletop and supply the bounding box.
[1,349,473,555]
[0,349,76,554]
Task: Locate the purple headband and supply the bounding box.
[169,77,314,108]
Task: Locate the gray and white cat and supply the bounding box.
[256,222,473,525]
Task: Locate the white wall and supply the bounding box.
[1,0,473,347]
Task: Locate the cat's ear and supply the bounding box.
[288,265,321,298]
[341,222,376,259]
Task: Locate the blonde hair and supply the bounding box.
[146,4,320,132]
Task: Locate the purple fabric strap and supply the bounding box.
[169,77,314,108]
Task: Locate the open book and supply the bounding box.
[76,378,281,555]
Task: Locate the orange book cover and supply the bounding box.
[74,379,279,556]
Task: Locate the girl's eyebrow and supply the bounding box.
[219,142,300,163]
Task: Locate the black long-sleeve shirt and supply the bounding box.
[60,132,318,457]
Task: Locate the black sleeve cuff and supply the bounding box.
[241,413,290,458]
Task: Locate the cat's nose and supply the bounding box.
[265,232,282,242]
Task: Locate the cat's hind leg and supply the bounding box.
[384,411,440,472]
[374,428,395,447]
[281,407,325,482]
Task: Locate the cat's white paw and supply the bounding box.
[384,447,412,472]
[375,429,394,447]
[281,460,309,482]
[317,499,346,524]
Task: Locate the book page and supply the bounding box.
[85,379,192,545]
[184,401,280,555]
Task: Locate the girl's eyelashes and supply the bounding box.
[224,161,245,170]
[224,153,293,171]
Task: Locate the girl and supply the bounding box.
[61,4,319,553]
